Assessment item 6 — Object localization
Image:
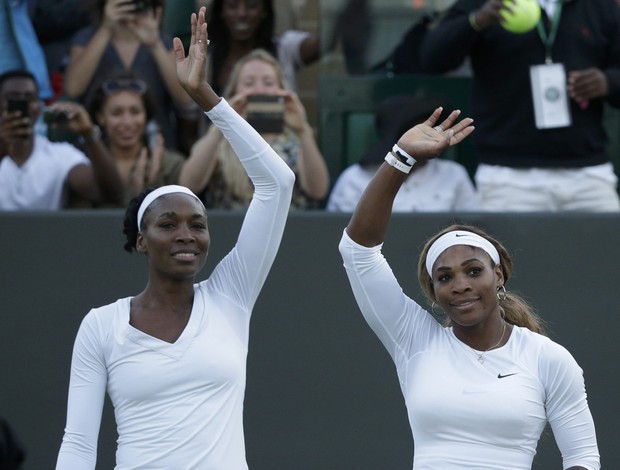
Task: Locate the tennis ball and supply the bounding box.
[500,0,541,34]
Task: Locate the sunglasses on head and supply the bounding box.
[101,79,148,95]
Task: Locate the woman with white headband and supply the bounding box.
[339,109,600,468]
[56,7,294,469]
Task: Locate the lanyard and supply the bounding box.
[536,0,563,64]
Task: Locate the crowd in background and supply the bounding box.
[1,0,620,213]
[1,1,616,467]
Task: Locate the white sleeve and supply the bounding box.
[56,312,107,470]
[204,99,295,311]
[541,341,600,470]
[338,229,440,362]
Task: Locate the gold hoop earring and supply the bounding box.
[431,301,444,317]
[497,285,507,302]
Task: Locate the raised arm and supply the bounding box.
[346,108,474,247]
[175,8,294,307]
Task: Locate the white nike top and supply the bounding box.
[339,230,600,470]
[55,99,295,470]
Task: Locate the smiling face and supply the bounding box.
[235,58,281,96]
[431,245,504,328]
[97,90,146,150]
[137,194,210,280]
[221,0,265,42]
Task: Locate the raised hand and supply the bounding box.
[174,7,209,96]
[396,108,475,161]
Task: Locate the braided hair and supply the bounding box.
[122,187,156,253]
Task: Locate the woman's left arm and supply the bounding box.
[175,8,294,307]
[543,342,600,470]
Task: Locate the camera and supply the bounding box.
[43,108,70,125]
[246,95,285,133]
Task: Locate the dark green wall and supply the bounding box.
[1,212,617,469]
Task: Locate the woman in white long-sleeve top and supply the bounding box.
[55,7,294,469]
[338,109,600,469]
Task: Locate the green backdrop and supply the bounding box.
[0,211,617,469]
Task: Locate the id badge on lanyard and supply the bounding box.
[529,1,571,129]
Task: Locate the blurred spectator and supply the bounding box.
[31,0,94,99]
[206,0,320,95]
[327,0,371,74]
[184,48,329,209]
[0,0,53,100]
[0,70,123,210]
[63,0,199,154]
[0,417,25,470]
[87,71,188,206]
[327,95,478,212]
[419,0,620,212]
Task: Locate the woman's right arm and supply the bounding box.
[56,314,107,470]
[346,108,474,246]
[340,109,474,357]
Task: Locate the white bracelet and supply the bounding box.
[392,144,417,166]
[384,152,412,174]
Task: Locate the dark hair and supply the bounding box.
[208,0,277,94]
[123,187,156,253]
[0,70,37,95]
[93,0,163,24]
[417,223,547,335]
[86,70,157,129]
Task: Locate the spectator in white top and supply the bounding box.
[327,95,479,212]
[0,69,123,210]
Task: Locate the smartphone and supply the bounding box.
[246,95,285,133]
[7,98,29,118]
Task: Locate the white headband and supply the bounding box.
[137,185,204,230]
[425,230,500,276]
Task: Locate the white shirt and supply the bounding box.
[55,99,295,470]
[327,159,480,212]
[338,230,600,470]
[0,135,90,210]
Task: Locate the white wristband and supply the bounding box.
[384,152,412,174]
[392,144,417,166]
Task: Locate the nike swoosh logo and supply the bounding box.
[455,234,467,237]
[497,373,517,379]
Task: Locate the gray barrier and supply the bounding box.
[0,211,617,469]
